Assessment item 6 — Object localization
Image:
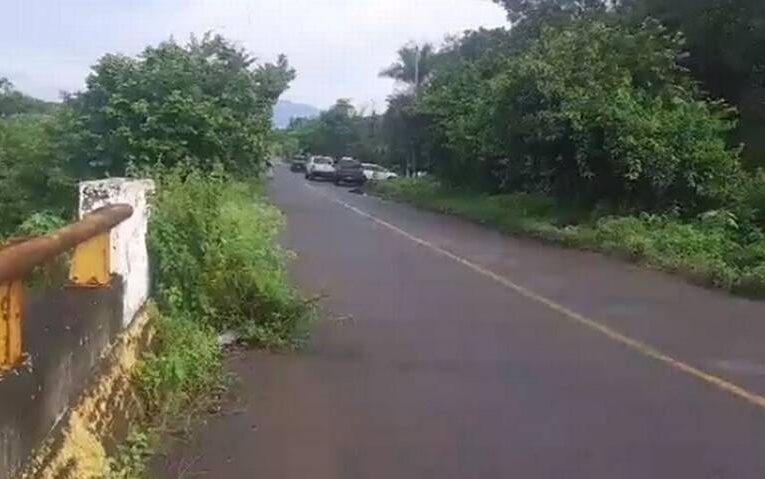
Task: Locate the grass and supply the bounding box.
[371,178,765,297]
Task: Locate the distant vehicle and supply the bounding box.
[290,157,307,173]
[362,163,398,181]
[306,156,336,180]
[334,158,367,186]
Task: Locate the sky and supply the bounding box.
[0,0,508,111]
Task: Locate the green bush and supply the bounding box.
[126,165,311,472]
[106,430,154,479]
[62,34,294,177]
[741,169,765,229]
[137,309,222,419]
[593,214,740,289]
[0,114,74,236]
[487,20,743,211]
[147,165,309,347]
[419,19,744,213]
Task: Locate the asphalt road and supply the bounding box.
[153,167,765,478]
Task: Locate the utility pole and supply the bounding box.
[414,45,421,100]
[410,44,421,177]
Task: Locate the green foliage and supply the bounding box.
[492,0,607,23]
[9,212,71,290]
[106,430,154,479]
[63,33,294,177]
[374,178,765,296]
[0,33,301,477]
[619,0,765,104]
[130,166,310,472]
[288,41,440,173]
[368,3,765,294]
[0,78,57,117]
[15,212,67,237]
[271,128,301,159]
[0,113,74,236]
[137,310,222,419]
[619,0,765,166]
[147,165,309,347]
[493,0,765,165]
[379,42,437,92]
[423,19,743,212]
[287,100,389,167]
[742,170,765,228]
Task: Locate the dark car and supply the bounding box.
[334,158,367,186]
[290,157,307,172]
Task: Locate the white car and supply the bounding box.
[362,163,398,181]
[305,156,336,180]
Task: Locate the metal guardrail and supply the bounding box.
[0,204,134,370]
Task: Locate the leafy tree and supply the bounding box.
[437,28,516,67]
[63,33,294,177]
[492,0,610,46]
[492,0,607,23]
[378,43,441,174]
[619,0,764,101]
[291,99,359,158]
[421,20,743,212]
[619,0,765,165]
[382,93,425,174]
[380,43,437,96]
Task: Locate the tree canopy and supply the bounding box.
[63,33,294,177]
[380,43,437,95]
[1,33,294,236]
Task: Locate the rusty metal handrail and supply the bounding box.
[0,204,133,370]
[0,205,133,284]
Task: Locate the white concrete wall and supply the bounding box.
[78,179,155,326]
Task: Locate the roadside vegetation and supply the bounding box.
[2,0,765,473]
[1,33,308,478]
[287,0,765,296]
[373,178,765,296]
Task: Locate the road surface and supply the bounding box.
[153,167,765,478]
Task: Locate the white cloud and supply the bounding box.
[2,0,507,109]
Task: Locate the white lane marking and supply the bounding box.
[303,182,765,410]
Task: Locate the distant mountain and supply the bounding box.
[273,100,320,128]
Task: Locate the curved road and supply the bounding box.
[154,167,765,478]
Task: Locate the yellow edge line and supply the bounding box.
[305,183,765,410]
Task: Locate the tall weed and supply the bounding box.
[147,165,310,346]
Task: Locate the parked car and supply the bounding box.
[306,156,336,180]
[362,163,398,181]
[334,158,367,186]
[290,156,307,172]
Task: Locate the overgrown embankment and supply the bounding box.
[372,178,765,297]
[106,167,311,478]
[1,33,306,478]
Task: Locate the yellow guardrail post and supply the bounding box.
[69,232,111,287]
[0,204,133,373]
[0,280,23,370]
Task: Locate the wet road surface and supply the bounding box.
[153,168,765,478]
